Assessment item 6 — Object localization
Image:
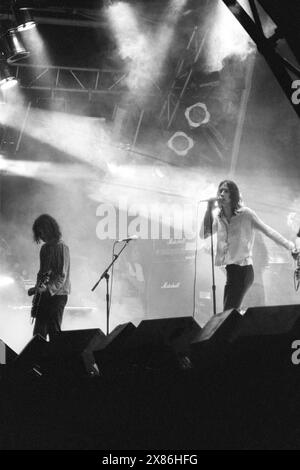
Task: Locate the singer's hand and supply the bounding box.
[207,197,218,203]
[207,197,219,209]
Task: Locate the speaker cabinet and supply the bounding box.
[147,259,195,318]
[94,322,136,374]
[0,339,18,365]
[45,328,106,378]
[190,309,243,369]
[123,316,201,370]
[10,334,48,377]
[229,304,300,370]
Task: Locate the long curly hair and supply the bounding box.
[218,180,242,215]
[32,214,62,244]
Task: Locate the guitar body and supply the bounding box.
[29,271,51,320]
[31,291,44,320]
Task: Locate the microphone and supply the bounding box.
[199,197,221,203]
[117,235,138,243]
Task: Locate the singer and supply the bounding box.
[200,180,295,311]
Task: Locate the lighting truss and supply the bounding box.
[222,0,300,119]
[10,63,158,97]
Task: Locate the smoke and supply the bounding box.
[0,103,117,172]
[106,0,187,101]
[204,0,255,73]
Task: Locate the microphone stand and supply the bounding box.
[208,209,217,316]
[91,241,130,335]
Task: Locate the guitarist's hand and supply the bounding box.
[28,287,36,296]
[37,284,47,293]
[28,285,47,295]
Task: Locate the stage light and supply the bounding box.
[1,28,30,63]
[185,103,210,128]
[13,7,36,32]
[167,131,194,156]
[0,55,18,90]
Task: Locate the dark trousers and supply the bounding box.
[33,292,67,341]
[223,264,254,310]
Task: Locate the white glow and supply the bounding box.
[0,155,97,183]
[21,25,51,65]
[0,77,18,90]
[89,163,221,239]
[17,21,36,32]
[107,162,136,178]
[0,104,115,171]
[0,275,15,288]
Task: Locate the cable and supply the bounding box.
[108,240,118,318]
[294,270,299,291]
[192,201,201,318]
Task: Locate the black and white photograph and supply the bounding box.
[0,0,300,451]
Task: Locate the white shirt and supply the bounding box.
[210,207,294,267]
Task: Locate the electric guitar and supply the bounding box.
[28,270,51,321]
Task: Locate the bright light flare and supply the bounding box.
[0,104,114,171]
[21,25,51,65]
[0,154,97,183]
[89,163,221,239]
[16,21,36,32]
[0,275,15,288]
[0,77,18,91]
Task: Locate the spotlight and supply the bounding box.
[167,131,194,156]
[0,54,18,90]
[1,28,30,63]
[184,103,210,128]
[13,8,36,32]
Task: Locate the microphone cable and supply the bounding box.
[108,240,118,321]
[192,201,201,319]
[294,258,300,292]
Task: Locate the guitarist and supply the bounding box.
[28,214,71,341]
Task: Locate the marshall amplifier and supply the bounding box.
[146,258,195,318]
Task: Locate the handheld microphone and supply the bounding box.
[199,197,221,203]
[117,235,138,243]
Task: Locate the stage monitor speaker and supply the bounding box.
[46,328,106,379]
[232,304,300,339]
[190,309,243,369]
[228,304,300,370]
[10,335,49,376]
[94,322,136,374]
[0,339,18,365]
[196,309,242,343]
[123,316,201,370]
